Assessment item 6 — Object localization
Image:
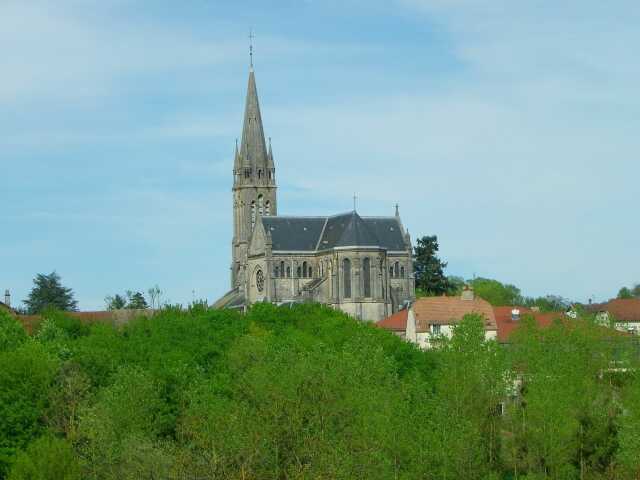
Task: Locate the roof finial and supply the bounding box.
[249,29,255,70]
[395,203,399,217]
[353,193,357,212]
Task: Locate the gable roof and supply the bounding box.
[261,211,406,253]
[588,299,640,322]
[376,309,408,331]
[493,306,563,342]
[262,217,327,251]
[413,296,497,333]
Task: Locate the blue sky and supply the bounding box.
[2,0,638,310]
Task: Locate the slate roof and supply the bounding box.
[239,69,269,170]
[262,211,407,253]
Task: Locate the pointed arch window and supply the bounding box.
[274,266,279,277]
[363,257,371,298]
[400,266,405,278]
[258,170,263,179]
[297,266,302,278]
[389,266,394,278]
[280,261,285,277]
[265,201,271,216]
[343,258,351,299]
[302,262,308,278]
[258,195,264,217]
[286,266,291,278]
[394,262,399,278]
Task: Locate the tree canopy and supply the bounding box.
[413,235,451,296]
[618,284,640,299]
[23,272,78,314]
[1,304,639,479]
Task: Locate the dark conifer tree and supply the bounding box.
[413,235,451,296]
[23,272,78,314]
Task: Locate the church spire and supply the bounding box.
[234,138,240,171]
[238,66,269,173]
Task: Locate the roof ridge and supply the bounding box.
[315,217,329,251]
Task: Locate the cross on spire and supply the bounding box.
[249,29,255,69]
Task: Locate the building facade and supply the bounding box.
[215,64,414,321]
[377,288,498,348]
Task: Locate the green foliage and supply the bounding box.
[523,294,571,312]
[0,342,59,476]
[8,435,80,480]
[617,284,640,299]
[23,272,78,314]
[470,277,523,306]
[413,235,452,296]
[0,311,27,353]
[0,302,639,478]
[125,291,148,309]
[104,294,126,310]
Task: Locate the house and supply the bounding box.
[586,298,640,334]
[377,287,497,349]
[493,306,564,343]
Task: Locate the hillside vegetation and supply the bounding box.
[1,304,640,479]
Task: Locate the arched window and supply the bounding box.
[400,266,405,278]
[274,266,279,277]
[265,201,271,216]
[343,258,351,298]
[389,266,394,278]
[280,261,285,276]
[297,266,301,278]
[244,168,251,178]
[394,262,399,278]
[363,257,371,298]
[258,195,264,217]
[258,170,263,179]
[286,266,291,278]
[251,201,256,229]
[302,261,308,278]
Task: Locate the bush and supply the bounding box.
[8,435,80,480]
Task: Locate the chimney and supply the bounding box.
[461,285,474,301]
[4,290,10,308]
[511,308,520,321]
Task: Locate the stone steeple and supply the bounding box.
[237,70,269,176]
[231,63,278,289]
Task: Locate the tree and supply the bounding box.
[618,287,633,299]
[414,235,451,296]
[8,435,80,480]
[469,277,522,306]
[147,285,163,310]
[23,272,78,314]
[105,294,127,311]
[126,291,148,310]
[618,284,640,299]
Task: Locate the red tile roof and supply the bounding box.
[493,306,564,342]
[590,299,640,322]
[376,309,408,331]
[413,296,497,333]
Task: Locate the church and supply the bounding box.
[214,61,415,322]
